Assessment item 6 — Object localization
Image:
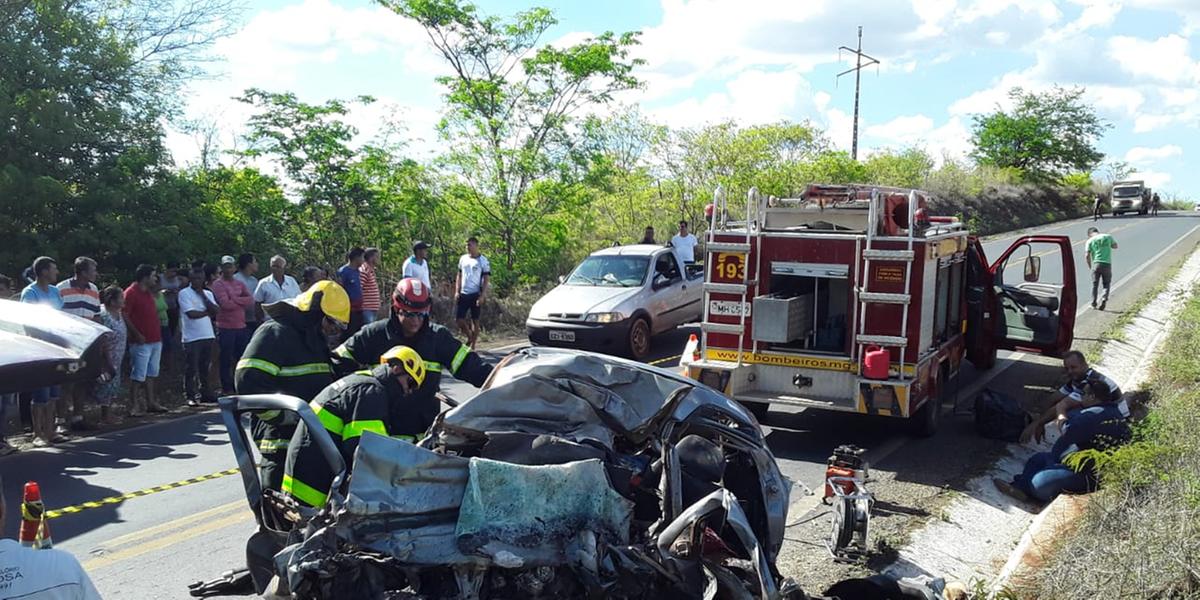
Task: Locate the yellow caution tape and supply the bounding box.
[44,468,240,519]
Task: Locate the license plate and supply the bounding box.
[709,300,751,317]
[548,330,575,342]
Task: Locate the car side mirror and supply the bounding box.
[558,275,566,284]
[653,274,670,289]
[1024,255,1041,282]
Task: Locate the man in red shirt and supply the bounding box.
[212,255,255,394]
[124,264,167,415]
[360,247,382,324]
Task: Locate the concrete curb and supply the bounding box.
[989,240,1200,593]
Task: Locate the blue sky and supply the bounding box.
[173,0,1200,197]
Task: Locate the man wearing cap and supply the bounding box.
[283,346,427,507]
[333,278,492,421]
[402,241,432,289]
[236,280,350,491]
[213,255,255,394]
[0,474,102,599]
[1085,227,1118,310]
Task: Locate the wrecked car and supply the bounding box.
[218,347,800,599]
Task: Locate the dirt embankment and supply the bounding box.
[930,185,1091,236]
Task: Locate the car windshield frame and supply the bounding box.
[1113,187,1141,197]
[565,255,650,287]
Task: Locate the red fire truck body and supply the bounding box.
[681,184,1077,435]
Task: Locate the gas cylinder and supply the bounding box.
[863,346,890,380]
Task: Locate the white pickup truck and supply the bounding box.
[526,244,703,359]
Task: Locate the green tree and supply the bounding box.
[236,89,376,267]
[970,86,1109,181]
[863,148,935,188]
[380,0,642,278]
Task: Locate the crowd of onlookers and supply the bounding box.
[0,236,493,454]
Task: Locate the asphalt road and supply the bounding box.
[3,211,1198,599]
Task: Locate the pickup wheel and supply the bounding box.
[628,317,652,361]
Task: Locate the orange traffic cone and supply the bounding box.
[18,481,52,549]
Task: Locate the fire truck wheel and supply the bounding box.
[911,395,941,437]
[628,317,652,360]
[975,344,998,370]
[742,401,770,423]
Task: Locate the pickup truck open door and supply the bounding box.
[966,235,1077,368]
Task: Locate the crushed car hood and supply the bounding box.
[283,348,797,599]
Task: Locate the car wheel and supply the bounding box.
[628,317,652,360]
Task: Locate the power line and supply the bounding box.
[836,26,880,161]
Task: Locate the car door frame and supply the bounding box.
[649,251,691,332]
[984,235,1077,356]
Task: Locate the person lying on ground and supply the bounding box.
[1020,350,1120,444]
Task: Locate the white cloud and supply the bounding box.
[643,68,813,128]
[865,114,935,145]
[1107,34,1200,85]
[1129,170,1172,188]
[1124,144,1183,165]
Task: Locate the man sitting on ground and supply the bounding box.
[0,474,102,599]
[995,381,1136,503]
[1020,350,1121,444]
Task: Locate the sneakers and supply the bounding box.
[993,478,1033,504]
[1099,301,1107,311]
[31,437,52,448]
[0,441,17,456]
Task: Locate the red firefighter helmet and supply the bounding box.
[392,277,432,314]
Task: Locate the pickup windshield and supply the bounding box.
[1113,186,1142,197]
[566,256,649,287]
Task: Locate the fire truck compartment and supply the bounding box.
[757,262,851,353]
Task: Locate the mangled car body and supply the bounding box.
[220,347,798,599]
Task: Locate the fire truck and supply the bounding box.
[680,184,1078,435]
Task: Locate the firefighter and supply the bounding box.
[283,346,427,507]
[235,280,350,491]
[332,277,493,421]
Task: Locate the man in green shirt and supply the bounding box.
[1086,227,1118,310]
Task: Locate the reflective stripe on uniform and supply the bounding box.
[258,438,290,453]
[343,419,388,440]
[450,344,469,374]
[258,409,281,421]
[424,361,442,373]
[311,401,345,436]
[393,434,417,443]
[237,358,280,376]
[282,474,328,508]
[333,344,355,361]
[277,363,333,377]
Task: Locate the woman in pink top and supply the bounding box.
[211,255,254,393]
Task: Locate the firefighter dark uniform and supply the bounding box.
[331,278,493,426]
[283,348,426,507]
[235,280,350,491]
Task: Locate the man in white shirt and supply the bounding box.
[177,268,219,406]
[455,237,490,350]
[670,220,700,265]
[402,241,432,289]
[254,255,301,321]
[0,474,102,600]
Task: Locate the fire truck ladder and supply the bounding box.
[699,186,762,366]
[855,189,918,380]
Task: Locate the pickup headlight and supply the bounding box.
[585,312,626,323]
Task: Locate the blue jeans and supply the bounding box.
[1013,451,1092,502]
[217,328,251,392]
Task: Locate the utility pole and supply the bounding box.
[837,26,879,161]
